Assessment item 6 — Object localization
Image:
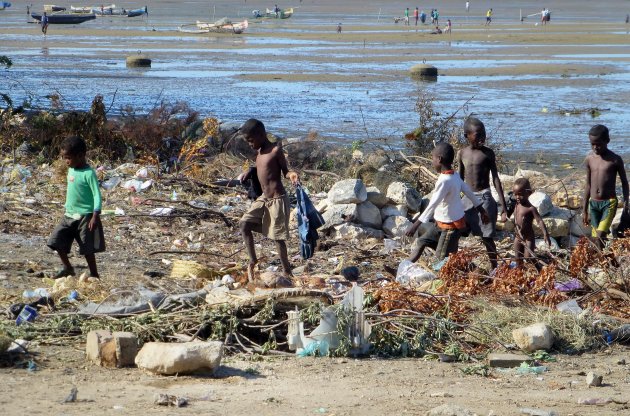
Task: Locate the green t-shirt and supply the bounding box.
[65,166,102,218]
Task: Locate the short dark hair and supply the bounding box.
[240,118,266,139]
[434,142,455,165]
[589,124,610,142]
[464,117,486,137]
[514,177,532,191]
[61,136,87,155]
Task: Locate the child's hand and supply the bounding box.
[88,213,100,231]
[582,210,590,226]
[286,171,299,186]
[500,211,508,223]
[405,221,420,237]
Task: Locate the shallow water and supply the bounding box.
[1,1,629,161]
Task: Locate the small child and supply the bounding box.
[47,136,105,278]
[406,142,489,261]
[509,178,550,266]
[582,124,629,248]
[239,119,299,280]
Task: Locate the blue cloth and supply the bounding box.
[295,186,325,260]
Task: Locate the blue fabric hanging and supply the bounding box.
[295,185,325,259]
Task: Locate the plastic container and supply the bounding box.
[605,324,630,344]
[22,288,49,299]
[16,305,38,325]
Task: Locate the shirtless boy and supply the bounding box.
[509,178,551,266]
[239,119,299,280]
[458,117,508,269]
[582,124,629,249]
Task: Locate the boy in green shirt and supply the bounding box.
[47,136,105,278]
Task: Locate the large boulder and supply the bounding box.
[321,203,358,230]
[135,341,223,375]
[327,179,367,204]
[386,182,422,212]
[366,186,389,208]
[356,201,382,229]
[383,216,413,238]
[333,223,384,240]
[380,204,408,221]
[530,191,553,217]
[535,216,569,238]
[512,323,554,352]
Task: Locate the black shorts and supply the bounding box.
[48,214,106,255]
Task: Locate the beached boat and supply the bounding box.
[179,18,248,34]
[44,5,67,12]
[252,7,293,19]
[31,11,96,24]
[0,2,11,11]
[93,5,147,17]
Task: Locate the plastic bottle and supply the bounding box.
[605,324,630,344]
[22,288,49,299]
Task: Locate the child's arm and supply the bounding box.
[457,150,465,180]
[276,145,299,185]
[87,169,102,231]
[582,158,592,226]
[533,207,551,246]
[406,180,445,236]
[617,155,629,213]
[489,152,508,222]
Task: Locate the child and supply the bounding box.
[406,142,489,261]
[458,117,508,269]
[509,178,551,266]
[582,124,629,249]
[239,119,299,280]
[47,136,104,278]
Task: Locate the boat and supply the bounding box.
[0,2,11,11]
[252,7,293,19]
[31,11,96,24]
[179,18,248,34]
[44,5,67,12]
[93,5,147,17]
[69,5,94,13]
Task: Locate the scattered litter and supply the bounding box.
[154,393,188,407]
[62,386,78,403]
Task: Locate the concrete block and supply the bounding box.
[487,352,532,368]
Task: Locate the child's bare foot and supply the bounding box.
[53,267,75,279]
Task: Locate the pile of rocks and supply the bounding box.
[315,179,423,241]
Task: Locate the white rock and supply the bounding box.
[315,199,329,214]
[327,179,367,204]
[386,182,422,212]
[535,217,569,238]
[535,237,559,251]
[586,371,603,387]
[530,191,553,217]
[383,216,413,238]
[515,168,546,179]
[425,404,474,416]
[380,204,407,221]
[356,201,382,229]
[333,223,384,240]
[135,341,223,375]
[321,203,358,230]
[512,322,554,352]
[366,186,389,208]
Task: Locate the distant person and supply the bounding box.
[404,7,410,25]
[336,22,342,33]
[239,119,299,281]
[626,14,629,24]
[47,136,105,279]
[27,5,30,15]
[541,8,549,25]
[582,124,629,249]
[430,9,435,24]
[420,10,426,24]
[508,178,551,266]
[444,19,452,33]
[430,25,442,34]
[406,143,489,262]
[434,9,439,26]
[466,1,470,13]
[41,12,49,35]
[485,8,492,25]
[414,7,419,26]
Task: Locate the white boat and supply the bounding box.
[179,18,248,34]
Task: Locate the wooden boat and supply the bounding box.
[252,7,293,19]
[31,11,96,24]
[44,5,67,12]
[93,5,147,17]
[179,18,248,34]
[0,2,11,11]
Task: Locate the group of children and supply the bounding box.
[49,119,628,280]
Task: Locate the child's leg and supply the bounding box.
[408,223,440,262]
[435,228,460,260]
[514,239,524,266]
[48,218,77,276]
[482,237,498,269]
[275,240,292,277]
[85,253,99,277]
[57,252,74,272]
[240,220,260,281]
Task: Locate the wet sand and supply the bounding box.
[1,1,629,162]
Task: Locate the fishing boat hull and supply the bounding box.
[31,12,96,24]
[179,19,248,34]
